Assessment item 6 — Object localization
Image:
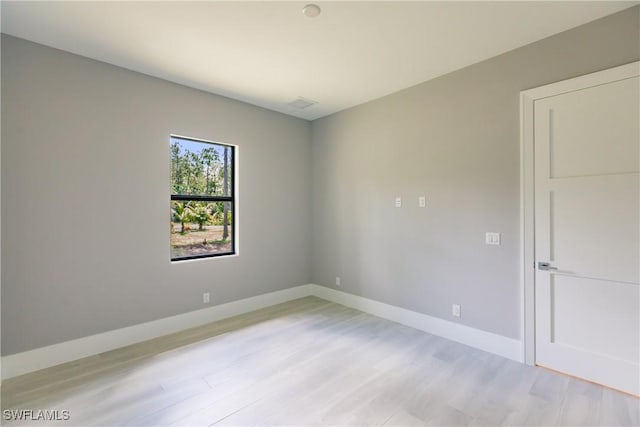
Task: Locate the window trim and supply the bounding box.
[170,135,236,262]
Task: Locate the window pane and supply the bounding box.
[170,201,233,259]
[170,136,233,197]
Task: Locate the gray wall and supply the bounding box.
[1,36,311,355]
[311,6,640,339]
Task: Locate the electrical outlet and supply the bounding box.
[419,196,426,208]
[395,197,402,208]
[335,276,341,286]
[203,292,210,304]
[485,232,501,245]
[452,304,461,318]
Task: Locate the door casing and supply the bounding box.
[519,61,640,366]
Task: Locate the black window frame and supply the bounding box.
[170,135,236,261]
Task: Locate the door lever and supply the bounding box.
[538,262,558,271]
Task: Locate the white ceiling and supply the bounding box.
[2,1,637,120]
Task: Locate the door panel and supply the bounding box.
[551,275,639,364]
[534,74,640,395]
[550,175,639,284]
[547,77,639,178]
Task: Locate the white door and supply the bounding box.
[534,69,640,396]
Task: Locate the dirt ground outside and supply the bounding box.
[170,223,232,257]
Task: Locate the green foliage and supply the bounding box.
[170,141,230,196]
[190,202,214,231]
[171,202,191,234]
[211,206,233,227]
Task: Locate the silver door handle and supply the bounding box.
[538,262,558,271]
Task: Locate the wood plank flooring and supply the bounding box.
[1,297,638,426]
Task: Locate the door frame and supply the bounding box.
[519,61,640,366]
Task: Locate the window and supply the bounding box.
[170,135,235,261]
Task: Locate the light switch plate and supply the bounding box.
[452,304,461,318]
[485,232,501,245]
[395,197,402,208]
[419,196,426,208]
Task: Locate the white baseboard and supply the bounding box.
[1,284,313,380]
[2,283,522,380]
[311,285,523,362]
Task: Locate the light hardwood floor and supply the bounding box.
[1,297,638,426]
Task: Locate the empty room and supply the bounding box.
[1,1,639,426]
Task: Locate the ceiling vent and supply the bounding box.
[287,97,317,109]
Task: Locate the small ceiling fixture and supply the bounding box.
[302,4,321,18]
[287,97,318,110]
